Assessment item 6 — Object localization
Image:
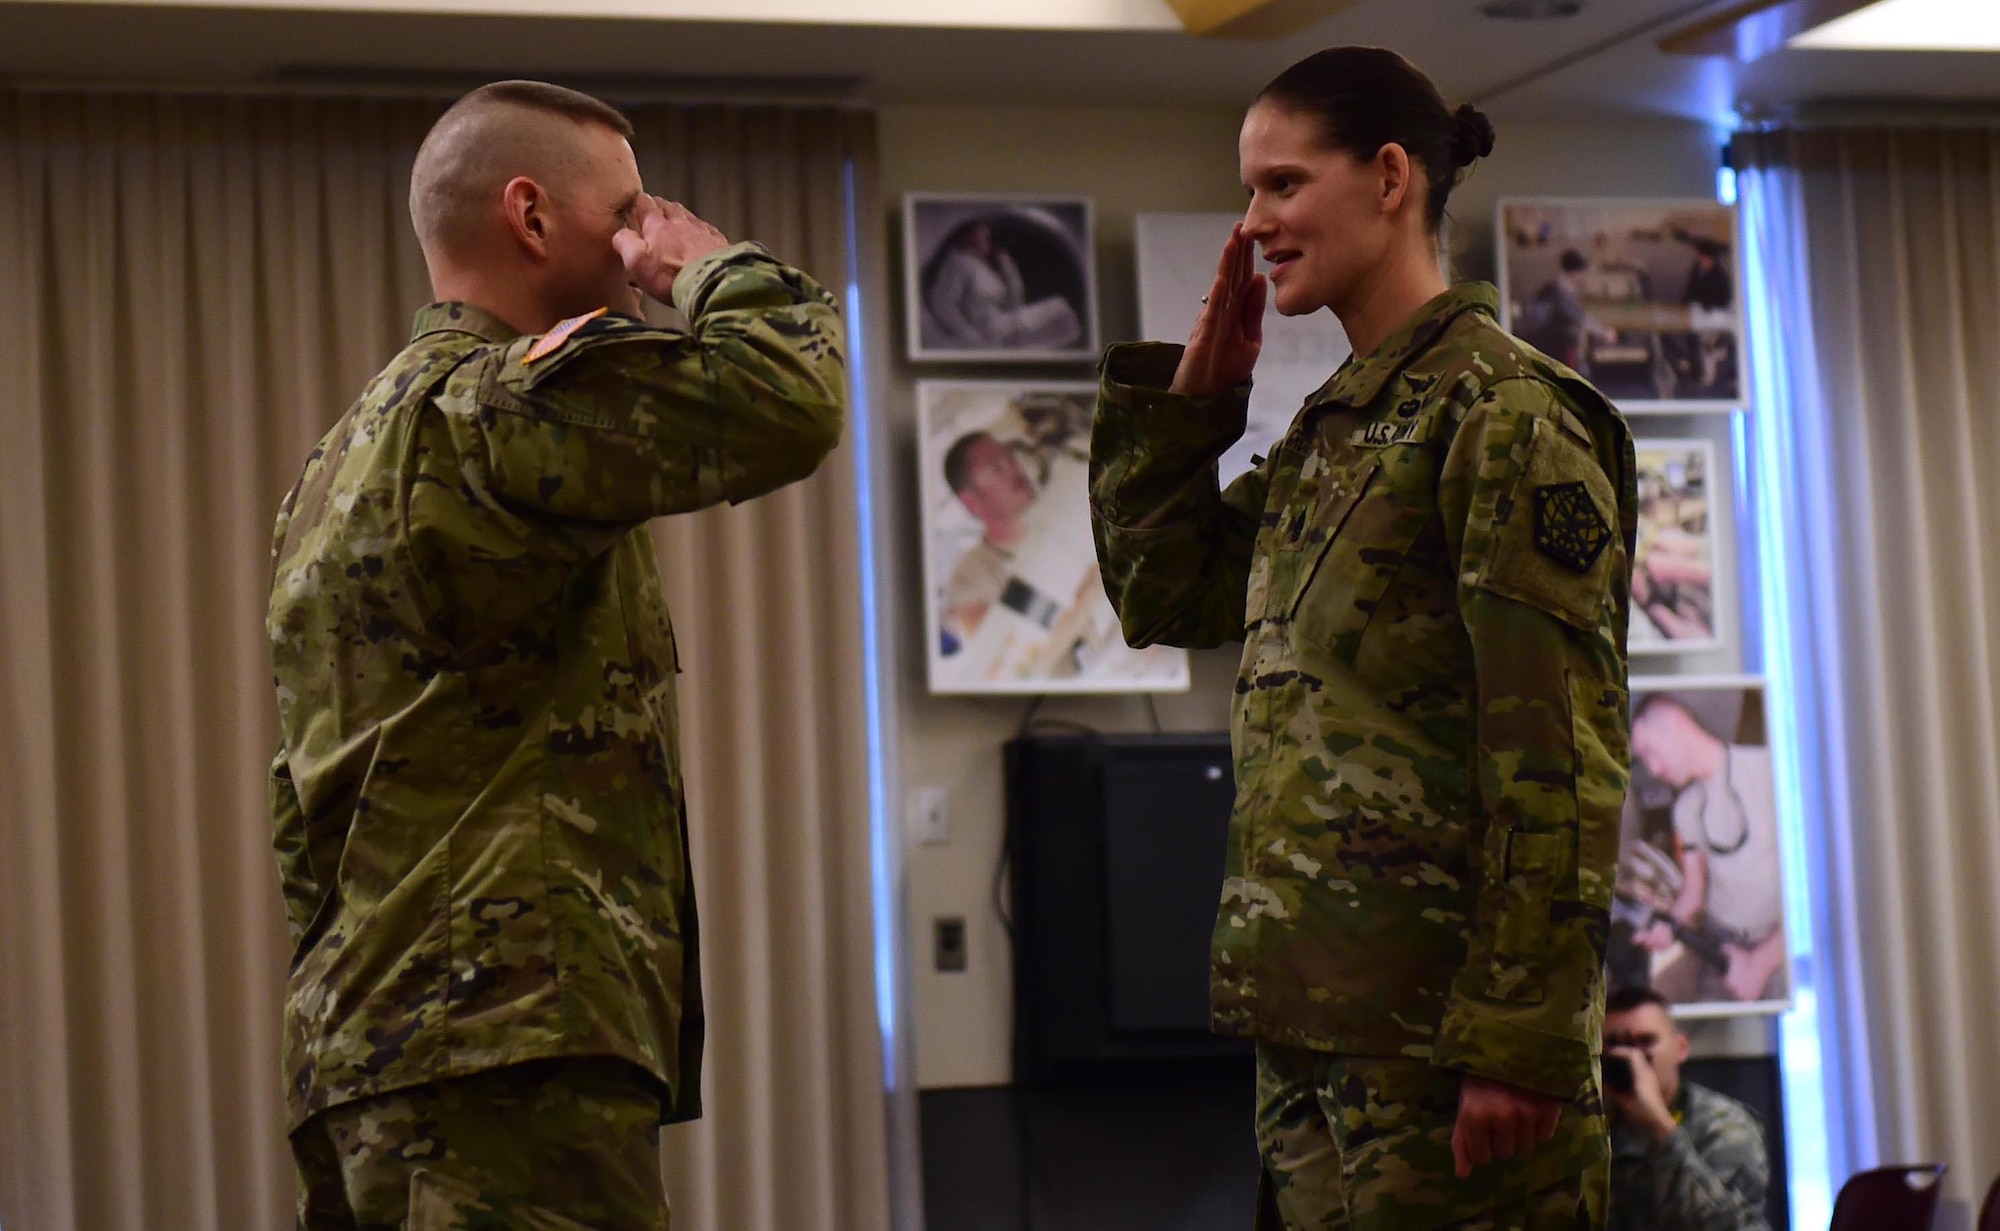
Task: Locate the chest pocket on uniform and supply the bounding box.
[1262,453,1377,633]
[1288,450,1432,662]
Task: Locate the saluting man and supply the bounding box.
[267,80,845,1231]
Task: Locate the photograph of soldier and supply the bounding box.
[905,194,1098,362]
[1610,680,1791,1014]
[919,382,1188,694]
[1631,440,1722,652]
[1500,200,1743,407]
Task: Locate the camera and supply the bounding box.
[1602,1052,1635,1093]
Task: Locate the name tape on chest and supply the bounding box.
[524,307,609,365]
[1349,418,1425,449]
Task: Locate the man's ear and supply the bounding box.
[502,176,551,258]
[1377,143,1413,216]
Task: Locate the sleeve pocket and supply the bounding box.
[1475,416,1621,634]
[1483,827,1566,1004]
[1569,670,1629,911]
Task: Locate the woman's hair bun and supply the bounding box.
[1452,103,1496,167]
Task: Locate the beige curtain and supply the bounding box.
[1735,122,2000,1217]
[0,90,891,1231]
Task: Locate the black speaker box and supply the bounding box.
[1006,732,1250,1087]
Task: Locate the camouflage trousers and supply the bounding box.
[291,1057,669,1231]
[1254,1044,1609,1231]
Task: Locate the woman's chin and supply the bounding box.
[1271,285,1319,317]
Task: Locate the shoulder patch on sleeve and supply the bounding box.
[1533,481,1612,574]
[524,307,609,365]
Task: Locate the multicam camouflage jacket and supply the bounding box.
[267,242,845,1131]
[1091,284,1636,1105]
[1610,1081,1772,1231]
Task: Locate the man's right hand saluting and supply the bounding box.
[615,194,731,303]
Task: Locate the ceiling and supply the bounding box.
[2,0,1997,124]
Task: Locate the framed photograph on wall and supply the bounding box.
[1632,437,1726,655]
[904,193,1100,364]
[916,381,1189,695]
[1497,198,1745,411]
[1611,676,1792,1019]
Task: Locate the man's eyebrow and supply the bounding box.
[614,190,642,219]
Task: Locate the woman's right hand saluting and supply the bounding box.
[1170,223,1266,396]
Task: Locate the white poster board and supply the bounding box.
[1135,212,1351,487]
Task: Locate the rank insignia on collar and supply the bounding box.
[1534,482,1611,574]
[524,306,608,364]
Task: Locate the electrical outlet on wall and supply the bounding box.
[933,916,968,972]
[908,786,950,845]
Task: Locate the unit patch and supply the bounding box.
[1532,482,1611,574]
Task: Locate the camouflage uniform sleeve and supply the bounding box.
[1088,341,1266,649]
[1653,1098,1773,1230]
[269,745,316,951]
[1430,376,1628,1099]
[450,242,846,527]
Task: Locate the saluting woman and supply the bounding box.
[1090,46,1638,1231]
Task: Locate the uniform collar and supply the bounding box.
[410,301,521,346]
[1319,283,1500,409]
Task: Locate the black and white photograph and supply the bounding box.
[1610,677,1791,1018]
[917,381,1189,695]
[1633,438,1726,654]
[1499,198,1745,410]
[904,193,1099,364]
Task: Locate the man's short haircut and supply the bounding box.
[409,80,634,258]
[943,432,997,495]
[457,80,633,138]
[1606,985,1673,1017]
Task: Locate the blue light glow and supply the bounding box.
[844,159,902,1084]
[1739,168,1835,1229]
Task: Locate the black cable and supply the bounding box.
[1015,694,1046,737]
[1144,693,1165,735]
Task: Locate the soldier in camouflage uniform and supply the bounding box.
[1603,988,1772,1231]
[1089,49,1635,1230]
[267,81,845,1230]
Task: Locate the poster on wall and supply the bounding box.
[1136,212,1352,487]
[903,193,1100,364]
[1632,438,1726,655]
[917,381,1190,695]
[1498,198,1745,411]
[1610,676,1791,1018]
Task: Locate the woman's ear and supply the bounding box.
[1377,143,1413,217]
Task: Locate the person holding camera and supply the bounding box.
[1603,988,1772,1231]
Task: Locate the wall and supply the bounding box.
[873,103,1746,1090]
[875,102,1249,1091]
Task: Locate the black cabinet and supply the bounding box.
[1005,732,1248,1086]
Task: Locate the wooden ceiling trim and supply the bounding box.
[1659,0,1877,58]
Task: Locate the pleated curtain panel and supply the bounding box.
[1735,120,2000,1216]
[0,90,891,1231]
